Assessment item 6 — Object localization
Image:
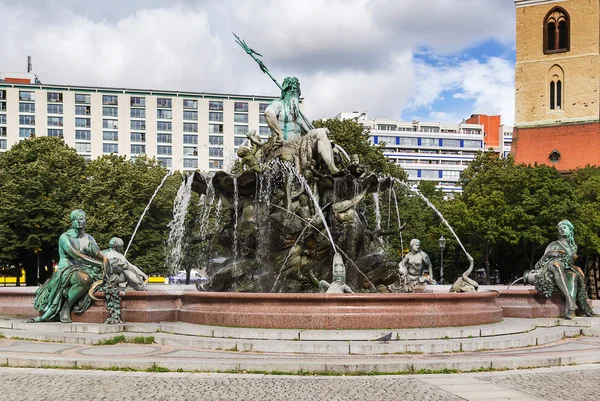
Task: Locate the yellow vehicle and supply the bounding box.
[0,269,26,286]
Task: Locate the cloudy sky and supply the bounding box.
[0,0,516,124]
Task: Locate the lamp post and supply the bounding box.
[439,235,446,285]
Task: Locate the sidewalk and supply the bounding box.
[2,316,600,374]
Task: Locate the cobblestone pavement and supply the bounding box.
[480,366,600,401]
[0,368,462,401]
[2,365,600,401]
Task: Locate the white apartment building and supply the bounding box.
[0,73,276,172]
[499,124,513,159]
[337,112,485,192]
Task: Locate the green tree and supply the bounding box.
[313,118,406,178]
[448,151,523,284]
[0,137,86,284]
[80,155,181,275]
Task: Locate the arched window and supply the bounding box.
[544,7,570,54]
[548,65,564,111]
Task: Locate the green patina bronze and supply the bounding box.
[29,209,108,323]
[524,220,596,319]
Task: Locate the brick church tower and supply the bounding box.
[513,0,600,170]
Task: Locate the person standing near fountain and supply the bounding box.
[29,209,108,323]
[524,220,596,319]
[398,239,436,292]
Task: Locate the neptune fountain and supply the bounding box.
[14,35,595,328]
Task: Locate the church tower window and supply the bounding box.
[548,65,564,111]
[544,7,570,54]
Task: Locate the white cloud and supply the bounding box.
[428,111,455,122]
[407,57,515,125]
[0,0,516,122]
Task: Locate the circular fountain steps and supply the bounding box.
[2,317,598,355]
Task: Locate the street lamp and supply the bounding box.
[438,235,446,285]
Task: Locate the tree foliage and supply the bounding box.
[0,137,86,284]
[313,118,406,179]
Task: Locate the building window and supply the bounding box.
[158,157,172,167]
[131,120,146,130]
[209,135,223,146]
[75,105,91,116]
[157,145,172,155]
[259,126,271,136]
[0,115,6,124]
[183,99,198,109]
[208,147,223,157]
[183,123,198,133]
[183,158,198,169]
[259,103,269,113]
[19,91,35,101]
[103,143,118,153]
[548,65,564,111]
[157,121,172,131]
[157,134,172,143]
[399,137,418,146]
[102,95,118,105]
[47,117,63,127]
[75,130,91,140]
[19,115,35,125]
[544,7,569,54]
[131,108,146,118]
[47,92,63,103]
[0,139,6,149]
[131,97,146,107]
[234,137,247,146]
[157,109,173,119]
[442,170,461,180]
[130,133,146,142]
[234,125,248,135]
[157,98,172,108]
[209,101,223,111]
[103,131,118,141]
[209,112,223,122]
[0,127,6,137]
[209,159,223,169]
[103,119,118,129]
[234,102,248,112]
[48,129,63,138]
[421,170,439,179]
[549,149,561,163]
[0,102,6,111]
[234,113,249,123]
[463,140,482,149]
[75,93,91,104]
[183,134,198,144]
[184,146,199,156]
[259,114,267,124]
[19,103,35,113]
[0,90,5,100]
[209,124,223,134]
[421,138,438,147]
[75,142,91,153]
[103,107,118,117]
[47,104,63,114]
[131,144,146,154]
[443,139,460,147]
[19,128,35,137]
[183,111,198,121]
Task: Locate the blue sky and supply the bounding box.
[0,0,517,125]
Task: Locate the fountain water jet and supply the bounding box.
[125,170,173,256]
